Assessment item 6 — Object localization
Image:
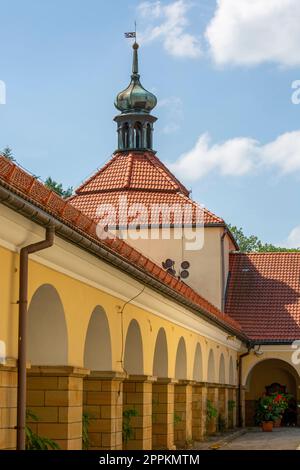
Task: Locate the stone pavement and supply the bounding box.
[193,428,300,451]
[222,428,300,450]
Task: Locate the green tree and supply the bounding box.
[44,177,73,198]
[228,224,299,252]
[1,146,15,161]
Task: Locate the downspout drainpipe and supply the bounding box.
[17,226,55,450]
[237,345,253,427]
[220,228,228,312]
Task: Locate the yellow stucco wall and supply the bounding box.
[0,241,238,384]
[122,227,225,310]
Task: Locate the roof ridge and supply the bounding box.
[230,252,300,256]
[144,151,190,196]
[75,153,119,194]
[124,153,134,189]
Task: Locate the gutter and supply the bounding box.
[17,226,55,450]
[237,344,254,427]
[0,182,249,343]
[220,228,227,312]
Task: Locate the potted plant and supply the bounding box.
[255,395,280,432]
[272,393,290,427]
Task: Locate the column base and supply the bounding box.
[27,365,89,450]
[152,378,176,450]
[123,375,156,450]
[83,371,124,450]
[0,362,17,450]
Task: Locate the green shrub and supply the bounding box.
[82,412,91,450]
[206,399,218,422]
[123,408,138,444]
[26,410,60,450]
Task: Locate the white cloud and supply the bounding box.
[279,226,300,249]
[137,0,202,58]
[167,130,300,181]
[157,96,183,134]
[206,0,300,67]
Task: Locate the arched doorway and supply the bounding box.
[207,349,215,383]
[245,358,299,426]
[84,306,112,371]
[28,284,68,365]
[153,328,168,378]
[219,353,226,384]
[175,337,187,380]
[124,319,144,375]
[193,343,203,382]
[26,285,83,450]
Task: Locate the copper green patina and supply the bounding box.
[115,42,157,115]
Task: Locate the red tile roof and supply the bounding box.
[70,151,224,226]
[226,253,300,341]
[0,155,241,334]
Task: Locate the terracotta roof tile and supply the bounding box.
[0,155,241,334]
[70,151,223,226]
[226,253,300,340]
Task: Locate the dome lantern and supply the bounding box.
[114,41,157,152]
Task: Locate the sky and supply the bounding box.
[1,0,300,247]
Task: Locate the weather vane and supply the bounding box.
[124,21,137,41]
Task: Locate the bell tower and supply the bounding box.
[114,41,157,152]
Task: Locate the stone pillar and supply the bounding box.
[232,388,237,428]
[240,386,246,427]
[174,381,192,447]
[0,363,17,450]
[218,387,229,431]
[83,371,124,450]
[27,366,89,450]
[192,383,207,441]
[228,388,234,429]
[123,375,155,450]
[207,386,218,435]
[152,378,176,450]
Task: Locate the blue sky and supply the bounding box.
[1,0,300,246]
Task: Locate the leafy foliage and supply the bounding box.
[206,399,218,422]
[255,393,290,424]
[122,408,138,444]
[26,409,60,450]
[228,224,299,252]
[228,399,236,412]
[44,177,73,198]
[1,146,15,161]
[174,412,182,426]
[82,411,91,450]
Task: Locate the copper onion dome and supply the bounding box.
[114,42,157,114]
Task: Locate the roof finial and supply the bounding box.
[125,23,139,77]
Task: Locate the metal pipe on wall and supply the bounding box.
[17,226,55,450]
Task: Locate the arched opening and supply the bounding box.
[133,122,143,149]
[229,357,235,385]
[27,284,68,365]
[84,306,112,370]
[153,328,168,377]
[207,349,215,383]
[245,358,299,427]
[193,343,203,382]
[219,353,226,384]
[122,122,130,149]
[146,123,152,149]
[124,319,144,375]
[175,337,187,380]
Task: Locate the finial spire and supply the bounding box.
[132,41,139,77]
